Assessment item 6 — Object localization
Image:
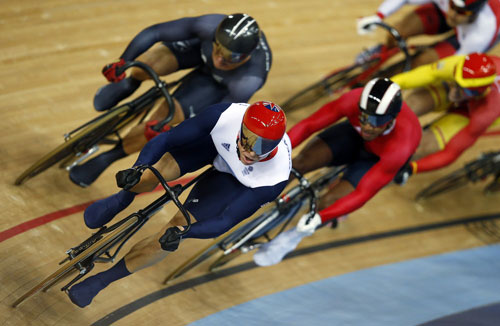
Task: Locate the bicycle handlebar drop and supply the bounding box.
[116,61,176,131]
[134,164,193,235]
[366,21,411,72]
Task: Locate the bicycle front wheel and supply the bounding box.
[12,215,139,307]
[163,207,281,284]
[416,168,470,200]
[15,104,133,185]
[281,65,361,112]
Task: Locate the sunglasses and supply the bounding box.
[449,0,475,16]
[213,41,247,64]
[358,112,394,128]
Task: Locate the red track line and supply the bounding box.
[0,177,194,243]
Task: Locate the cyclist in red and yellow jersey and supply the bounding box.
[391,52,500,190]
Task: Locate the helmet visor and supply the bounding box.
[213,41,247,64]
[359,112,394,127]
[240,123,280,156]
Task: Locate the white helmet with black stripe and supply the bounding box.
[359,78,402,127]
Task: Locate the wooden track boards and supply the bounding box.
[1,1,500,325]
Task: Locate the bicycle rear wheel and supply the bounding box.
[163,207,283,284]
[416,168,471,200]
[15,104,136,185]
[12,215,139,307]
[281,64,365,112]
[208,167,344,271]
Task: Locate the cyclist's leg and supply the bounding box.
[68,140,217,308]
[71,63,218,187]
[413,34,459,68]
[292,120,363,176]
[414,109,470,160]
[254,122,370,265]
[122,68,228,153]
[83,134,216,229]
[68,213,190,308]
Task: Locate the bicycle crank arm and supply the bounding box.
[65,145,99,171]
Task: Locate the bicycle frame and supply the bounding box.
[15,61,179,185]
[163,167,345,283]
[281,22,415,112]
[416,151,500,200]
[12,165,211,307]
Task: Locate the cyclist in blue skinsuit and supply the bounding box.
[67,101,291,308]
[70,13,272,187]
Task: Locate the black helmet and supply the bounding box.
[359,78,402,126]
[215,14,261,58]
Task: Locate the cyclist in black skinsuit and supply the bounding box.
[70,13,272,187]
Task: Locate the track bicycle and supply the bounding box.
[14,61,183,185]
[281,22,424,112]
[416,151,500,200]
[163,166,345,284]
[12,165,210,307]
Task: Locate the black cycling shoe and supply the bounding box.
[69,143,126,187]
[93,77,141,111]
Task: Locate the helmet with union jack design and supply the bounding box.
[240,101,286,156]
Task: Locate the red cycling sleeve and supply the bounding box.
[288,89,359,148]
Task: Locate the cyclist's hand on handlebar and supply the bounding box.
[159,227,182,251]
[116,168,143,190]
[393,161,416,186]
[356,14,382,35]
[102,58,126,83]
[144,120,172,141]
[296,212,322,235]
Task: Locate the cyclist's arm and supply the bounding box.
[183,181,287,239]
[391,55,461,89]
[134,103,227,166]
[318,154,407,222]
[221,75,264,103]
[288,90,357,148]
[120,14,224,61]
[414,98,500,172]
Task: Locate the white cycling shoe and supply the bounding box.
[253,228,308,266]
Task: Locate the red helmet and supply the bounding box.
[240,101,286,156]
[454,53,496,93]
[449,0,488,15]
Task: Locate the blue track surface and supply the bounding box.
[190,244,500,326]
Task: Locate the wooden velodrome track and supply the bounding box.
[1,0,500,325]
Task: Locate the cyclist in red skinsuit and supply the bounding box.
[253,78,422,266]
